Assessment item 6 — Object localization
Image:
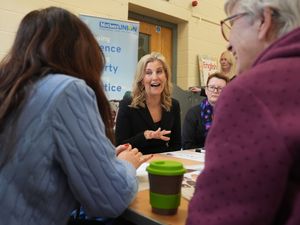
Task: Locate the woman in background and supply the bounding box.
[115,52,181,154]
[219,50,236,80]
[182,73,229,149]
[0,7,151,225]
[190,50,236,94]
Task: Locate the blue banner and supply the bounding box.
[80,15,139,100]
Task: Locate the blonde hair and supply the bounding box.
[224,0,300,39]
[130,52,172,111]
[219,50,237,79]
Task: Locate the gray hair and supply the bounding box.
[224,0,300,38]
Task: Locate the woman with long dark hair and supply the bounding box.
[0,7,150,225]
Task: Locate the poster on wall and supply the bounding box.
[198,55,218,86]
[80,15,139,101]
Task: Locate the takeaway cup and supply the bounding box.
[146,160,186,215]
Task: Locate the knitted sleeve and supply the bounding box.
[51,80,137,218]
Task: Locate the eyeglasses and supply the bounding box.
[220,12,249,42]
[206,85,223,93]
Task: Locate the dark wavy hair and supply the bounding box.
[0,7,114,165]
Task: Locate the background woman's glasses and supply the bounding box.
[206,85,223,93]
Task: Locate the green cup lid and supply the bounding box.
[146,160,186,176]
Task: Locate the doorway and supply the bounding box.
[129,12,177,83]
[138,21,172,66]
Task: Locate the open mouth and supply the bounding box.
[151,83,161,87]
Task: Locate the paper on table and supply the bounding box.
[185,163,204,171]
[136,162,149,176]
[136,162,150,191]
[161,151,205,162]
[181,170,201,201]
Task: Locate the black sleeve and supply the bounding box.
[200,87,207,97]
[182,106,204,149]
[168,99,182,151]
[115,99,147,147]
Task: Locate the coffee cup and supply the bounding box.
[146,160,186,215]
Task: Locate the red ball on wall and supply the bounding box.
[192,0,198,7]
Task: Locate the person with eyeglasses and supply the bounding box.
[187,0,300,225]
[182,73,229,150]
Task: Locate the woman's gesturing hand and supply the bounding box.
[144,127,171,141]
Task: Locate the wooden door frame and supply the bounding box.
[128,12,178,84]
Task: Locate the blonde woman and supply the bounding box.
[115,52,181,154]
[190,50,236,94]
[219,50,237,80]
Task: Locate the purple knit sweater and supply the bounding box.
[187,27,300,225]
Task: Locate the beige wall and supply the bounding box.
[0,0,227,89]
